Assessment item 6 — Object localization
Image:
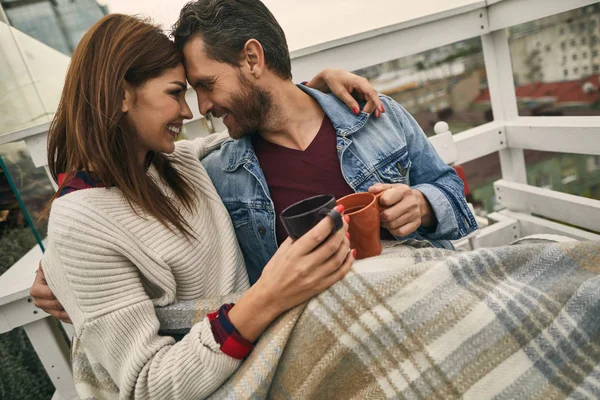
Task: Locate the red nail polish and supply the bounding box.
[343,215,350,223]
[335,205,345,213]
[381,105,385,113]
[352,249,357,258]
[352,107,359,115]
[375,110,380,118]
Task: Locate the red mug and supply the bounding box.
[336,192,385,259]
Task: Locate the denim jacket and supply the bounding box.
[202,85,477,284]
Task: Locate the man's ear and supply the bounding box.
[241,39,265,79]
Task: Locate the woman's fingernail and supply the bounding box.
[352,107,359,115]
[346,232,350,240]
[335,205,345,213]
[352,249,357,258]
[380,105,385,113]
[376,110,380,118]
[343,215,350,223]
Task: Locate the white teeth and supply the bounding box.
[167,125,181,134]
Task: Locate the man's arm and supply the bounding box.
[372,99,478,241]
[369,183,436,238]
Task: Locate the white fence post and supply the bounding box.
[481,30,528,184]
[22,318,78,400]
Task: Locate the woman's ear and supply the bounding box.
[122,83,134,113]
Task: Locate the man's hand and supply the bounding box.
[30,261,72,324]
[369,183,436,237]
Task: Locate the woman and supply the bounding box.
[40,13,382,399]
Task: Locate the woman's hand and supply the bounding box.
[305,68,385,117]
[228,209,354,342]
[30,262,72,324]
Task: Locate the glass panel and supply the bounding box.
[0,20,49,136]
[461,152,502,216]
[355,37,489,136]
[4,1,71,54]
[504,4,600,208]
[507,5,600,118]
[357,38,496,219]
[0,141,55,249]
[0,0,106,138]
[526,151,600,200]
[2,0,106,55]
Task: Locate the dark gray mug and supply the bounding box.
[280,194,343,240]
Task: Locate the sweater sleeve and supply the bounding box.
[179,130,231,160]
[42,203,242,399]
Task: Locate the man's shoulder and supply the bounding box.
[201,137,242,175]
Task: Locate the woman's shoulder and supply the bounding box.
[49,188,125,233]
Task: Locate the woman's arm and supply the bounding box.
[229,214,353,342]
[305,68,385,117]
[42,198,352,399]
[158,215,355,342]
[42,207,243,399]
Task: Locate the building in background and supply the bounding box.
[509,4,600,84]
[1,0,106,55]
[354,6,600,216]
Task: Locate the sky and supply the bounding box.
[97,0,482,53]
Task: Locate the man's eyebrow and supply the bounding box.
[169,81,187,89]
[191,77,215,86]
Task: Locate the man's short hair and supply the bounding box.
[173,0,293,80]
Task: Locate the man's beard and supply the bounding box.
[226,72,272,139]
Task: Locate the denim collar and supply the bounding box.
[222,85,370,172]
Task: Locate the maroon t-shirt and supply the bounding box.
[253,115,354,244]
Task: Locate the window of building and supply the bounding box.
[593,49,599,58]
[561,164,579,184]
[587,155,600,172]
[590,19,598,32]
[584,65,589,72]
[535,174,553,190]
[403,99,415,108]
[570,24,576,33]
[561,41,567,51]
[545,45,551,53]
[560,27,565,35]
[582,37,587,45]
[583,52,588,59]
[580,22,586,32]
[574,67,579,74]
[594,64,600,72]
[564,69,569,78]
[571,39,577,47]
[592,35,598,45]
[573,53,578,61]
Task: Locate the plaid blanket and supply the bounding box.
[156,241,600,399]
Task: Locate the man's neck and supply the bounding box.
[259,81,324,150]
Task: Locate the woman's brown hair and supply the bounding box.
[48,14,195,235]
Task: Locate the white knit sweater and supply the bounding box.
[42,133,250,399]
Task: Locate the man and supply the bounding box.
[172,0,477,284]
[31,0,477,316]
